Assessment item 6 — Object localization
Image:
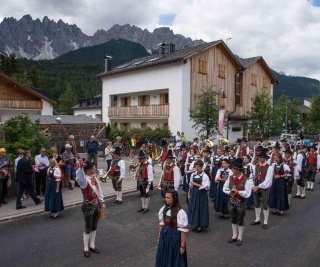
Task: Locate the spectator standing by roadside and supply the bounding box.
[104,141,114,172]
[181,132,187,147]
[15,149,27,201]
[175,131,181,144]
[16,150,43,209]
[129,134,136,162]
[62,144,75,190]
[0,148,10,206]
[113,136,122,149]
[86,136,99,169]
[35,147,49,197]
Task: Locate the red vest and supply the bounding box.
[161,147,168,162]
[82,177,99,202]
[284,157,294,172]
[138,162,149,179]
[240,145,247,157]
[274,163,285,176]
[163,164,175,182]
[229,174,247,200]
[307,152,317,166]
[110,158,121,176]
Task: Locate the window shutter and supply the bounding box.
[127,97,131,106]
[146,95,150,105]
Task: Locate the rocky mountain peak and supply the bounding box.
[0,15,204,60]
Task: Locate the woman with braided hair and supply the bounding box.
[156,189,188,267]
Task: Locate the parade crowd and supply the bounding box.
[1,131,319,266]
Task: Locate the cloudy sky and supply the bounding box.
[1,0,320,80]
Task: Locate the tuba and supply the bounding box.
[220,137,229,149]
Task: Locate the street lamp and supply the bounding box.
[56,116,62,124]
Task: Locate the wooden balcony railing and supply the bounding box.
[108,104,169,118]
[0,100,43,109]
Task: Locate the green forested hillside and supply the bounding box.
[273,70,320,101]
[17,39,149,102]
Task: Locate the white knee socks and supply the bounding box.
[83,232,90,251]
[232,224,238,239]
[263,209,269,224]
[145,198,150,209]
[255,207,261,222]
[238,226,244,241]
[90,231,96,249]
[118,191,122,201]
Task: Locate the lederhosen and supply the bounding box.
[284,157,295,194]
[161,163,175,193]
[138,162,150,198]
[81,177,101,233]
[253,163,270,210]
[306,152,317,182]
[228,175,247,226]
[110,158,122,191]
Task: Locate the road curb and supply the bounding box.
[0,188,138,223]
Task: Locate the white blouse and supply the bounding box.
[190,171,210,190]
[158,205,189,233]
[48,167,62,181]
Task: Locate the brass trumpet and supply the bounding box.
[99,170,113,183]
[129,163,140,180]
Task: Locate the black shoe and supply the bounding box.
[137,208,144,212]
[36,199,44,205]
[114,200,119,203]
[84,250,90,257]
[272,210,277,215]
[262,224,268,229]
[192,227,197,231]
[236,239,242,246]
[227,238,237,243]
[2,200,8,204]
[68,183,73,190]
[117,201,123,204]
[89,247,100,254]
[310,188,314,191]
[17,206,26,210]
[197,227,202,233]
[250,221,260,225]
[142,208,149,214]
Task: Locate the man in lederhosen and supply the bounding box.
[137,149,153,214]
[109,147,126,204]
[76,161,106,258]
[159,149,180,196]
[250,148,273,229]
[223,158,252,246]
[306,144,317,191]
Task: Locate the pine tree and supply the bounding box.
[56,83,78,115]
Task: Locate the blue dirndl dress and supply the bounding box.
[44,168,64,213]
[214,168,230,215]
[188,173,209,228]
[156,207,188,267]
[209,161,220,199]
[269,164,289,211]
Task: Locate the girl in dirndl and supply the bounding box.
[214,159,233,218]
[44,158,64,218]
[187,160,210,232]
[156,189,188,267]
[183,148,196,192]
[243,155,254,208]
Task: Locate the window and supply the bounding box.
[235,73,243,105]
[163,123,168,130]
[232,127,242,132]
[138,95,150,106]
[263,77,269,88]
[120,97,131,107]
[198,59,207,74]
[141,122,147,130]
[219,65,226,78]
[112,95,118,107]
[251,74,257,86]
[160,93,169,104]
[120,122,131,131]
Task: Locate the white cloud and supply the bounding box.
[0,0,319,80]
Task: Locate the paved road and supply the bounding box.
[1,183,320,267]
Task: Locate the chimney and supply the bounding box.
[168,43,175,53]
[105,55,112,72]
[157,43,166,55]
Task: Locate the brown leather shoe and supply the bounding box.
[298,196,305,199]
[84,250,90,257]
[227,238,237,243]
[292,195,301,198]
[250,221,260,225]
[236,239,242,246]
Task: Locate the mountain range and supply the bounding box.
[0,15,203,60]
[0,14,319,102]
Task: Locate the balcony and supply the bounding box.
[108,104,169,118]
[0,100,43,109]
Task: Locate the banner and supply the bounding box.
[218,109,225,135]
